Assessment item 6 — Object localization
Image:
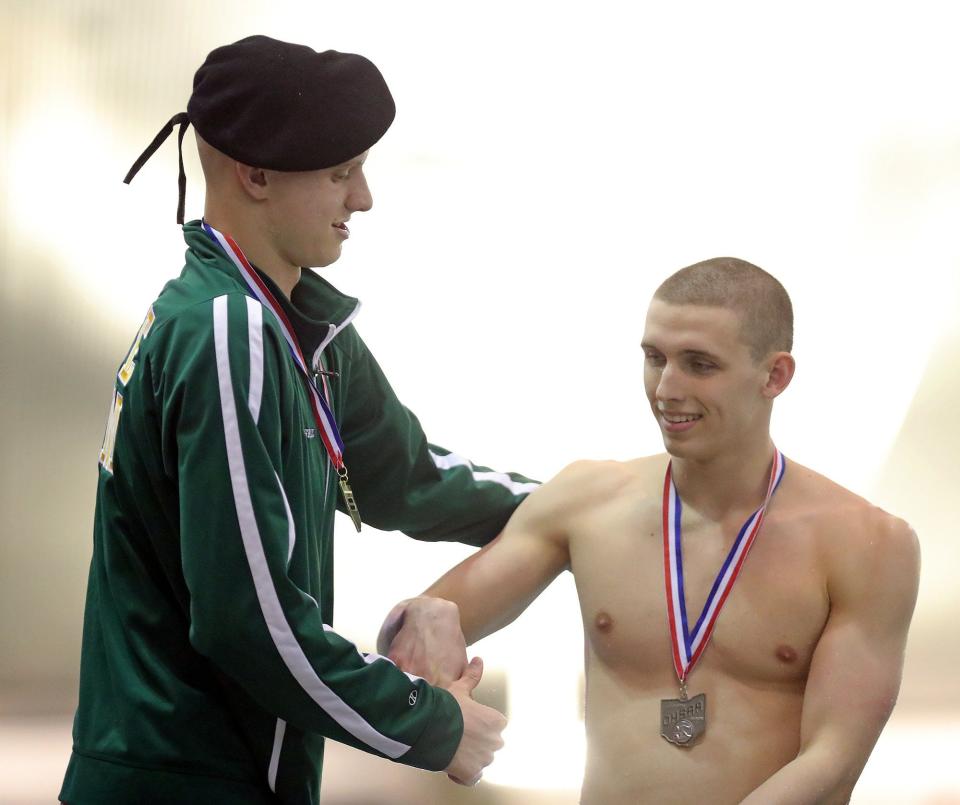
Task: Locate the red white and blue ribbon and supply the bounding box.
[202,221,346,473]
[662,449,786,683]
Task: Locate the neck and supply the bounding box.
[204,205,300,300]
[669,434,777,520]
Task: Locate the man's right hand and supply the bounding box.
[443,657,507,786]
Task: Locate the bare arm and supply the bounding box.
[422,500,571,645]
[740,514,920,804]
[379,462,610,684]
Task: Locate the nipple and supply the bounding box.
[775,644,798,663]
[594,611,614,633]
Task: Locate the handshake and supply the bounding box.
[377,597,507,787]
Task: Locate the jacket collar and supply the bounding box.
[183,220,361,366]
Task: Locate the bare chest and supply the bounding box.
[569,498,829,686]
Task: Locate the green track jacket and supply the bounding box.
[60,221,537,804]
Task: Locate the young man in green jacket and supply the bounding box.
[60,35,533,804]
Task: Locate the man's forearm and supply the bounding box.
[739,747,860,805]
[420,537,564,645]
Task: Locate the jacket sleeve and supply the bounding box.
[165,293,462,770]
[335,326,539,547]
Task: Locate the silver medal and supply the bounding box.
[659,692,706,747]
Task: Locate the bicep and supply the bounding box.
[798,521,920,779]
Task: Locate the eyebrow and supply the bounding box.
[640,344,722,362]
[680,349,721,361]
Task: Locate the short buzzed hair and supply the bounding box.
[654,257,793,361]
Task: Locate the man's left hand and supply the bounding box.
[377,596,468,687]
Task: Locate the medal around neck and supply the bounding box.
[660,689,706,747]
[659,449,786,747]
[202,221,362,532]
[338,471,363,533]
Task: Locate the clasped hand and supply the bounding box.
[377,596,468,687]
[377,596,507,786]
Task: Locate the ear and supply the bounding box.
[234,162,269,200]
[761,352,795,399]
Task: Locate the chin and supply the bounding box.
[663,440,691,460]
[661,435,709,462]
[306,250,342,269]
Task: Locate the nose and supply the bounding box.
[654,361,684,403]
[347,170,373,213]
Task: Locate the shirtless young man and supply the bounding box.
[379,257,921,804]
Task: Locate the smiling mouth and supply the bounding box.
[661,413,702,424]
[333,222,350,234]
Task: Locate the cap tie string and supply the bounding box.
[123,112,190,224]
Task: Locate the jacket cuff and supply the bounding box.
[397,686,464,771]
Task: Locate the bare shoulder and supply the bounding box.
[517,455,664,524]
[786,462,920,601]
[553,454,664,500]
